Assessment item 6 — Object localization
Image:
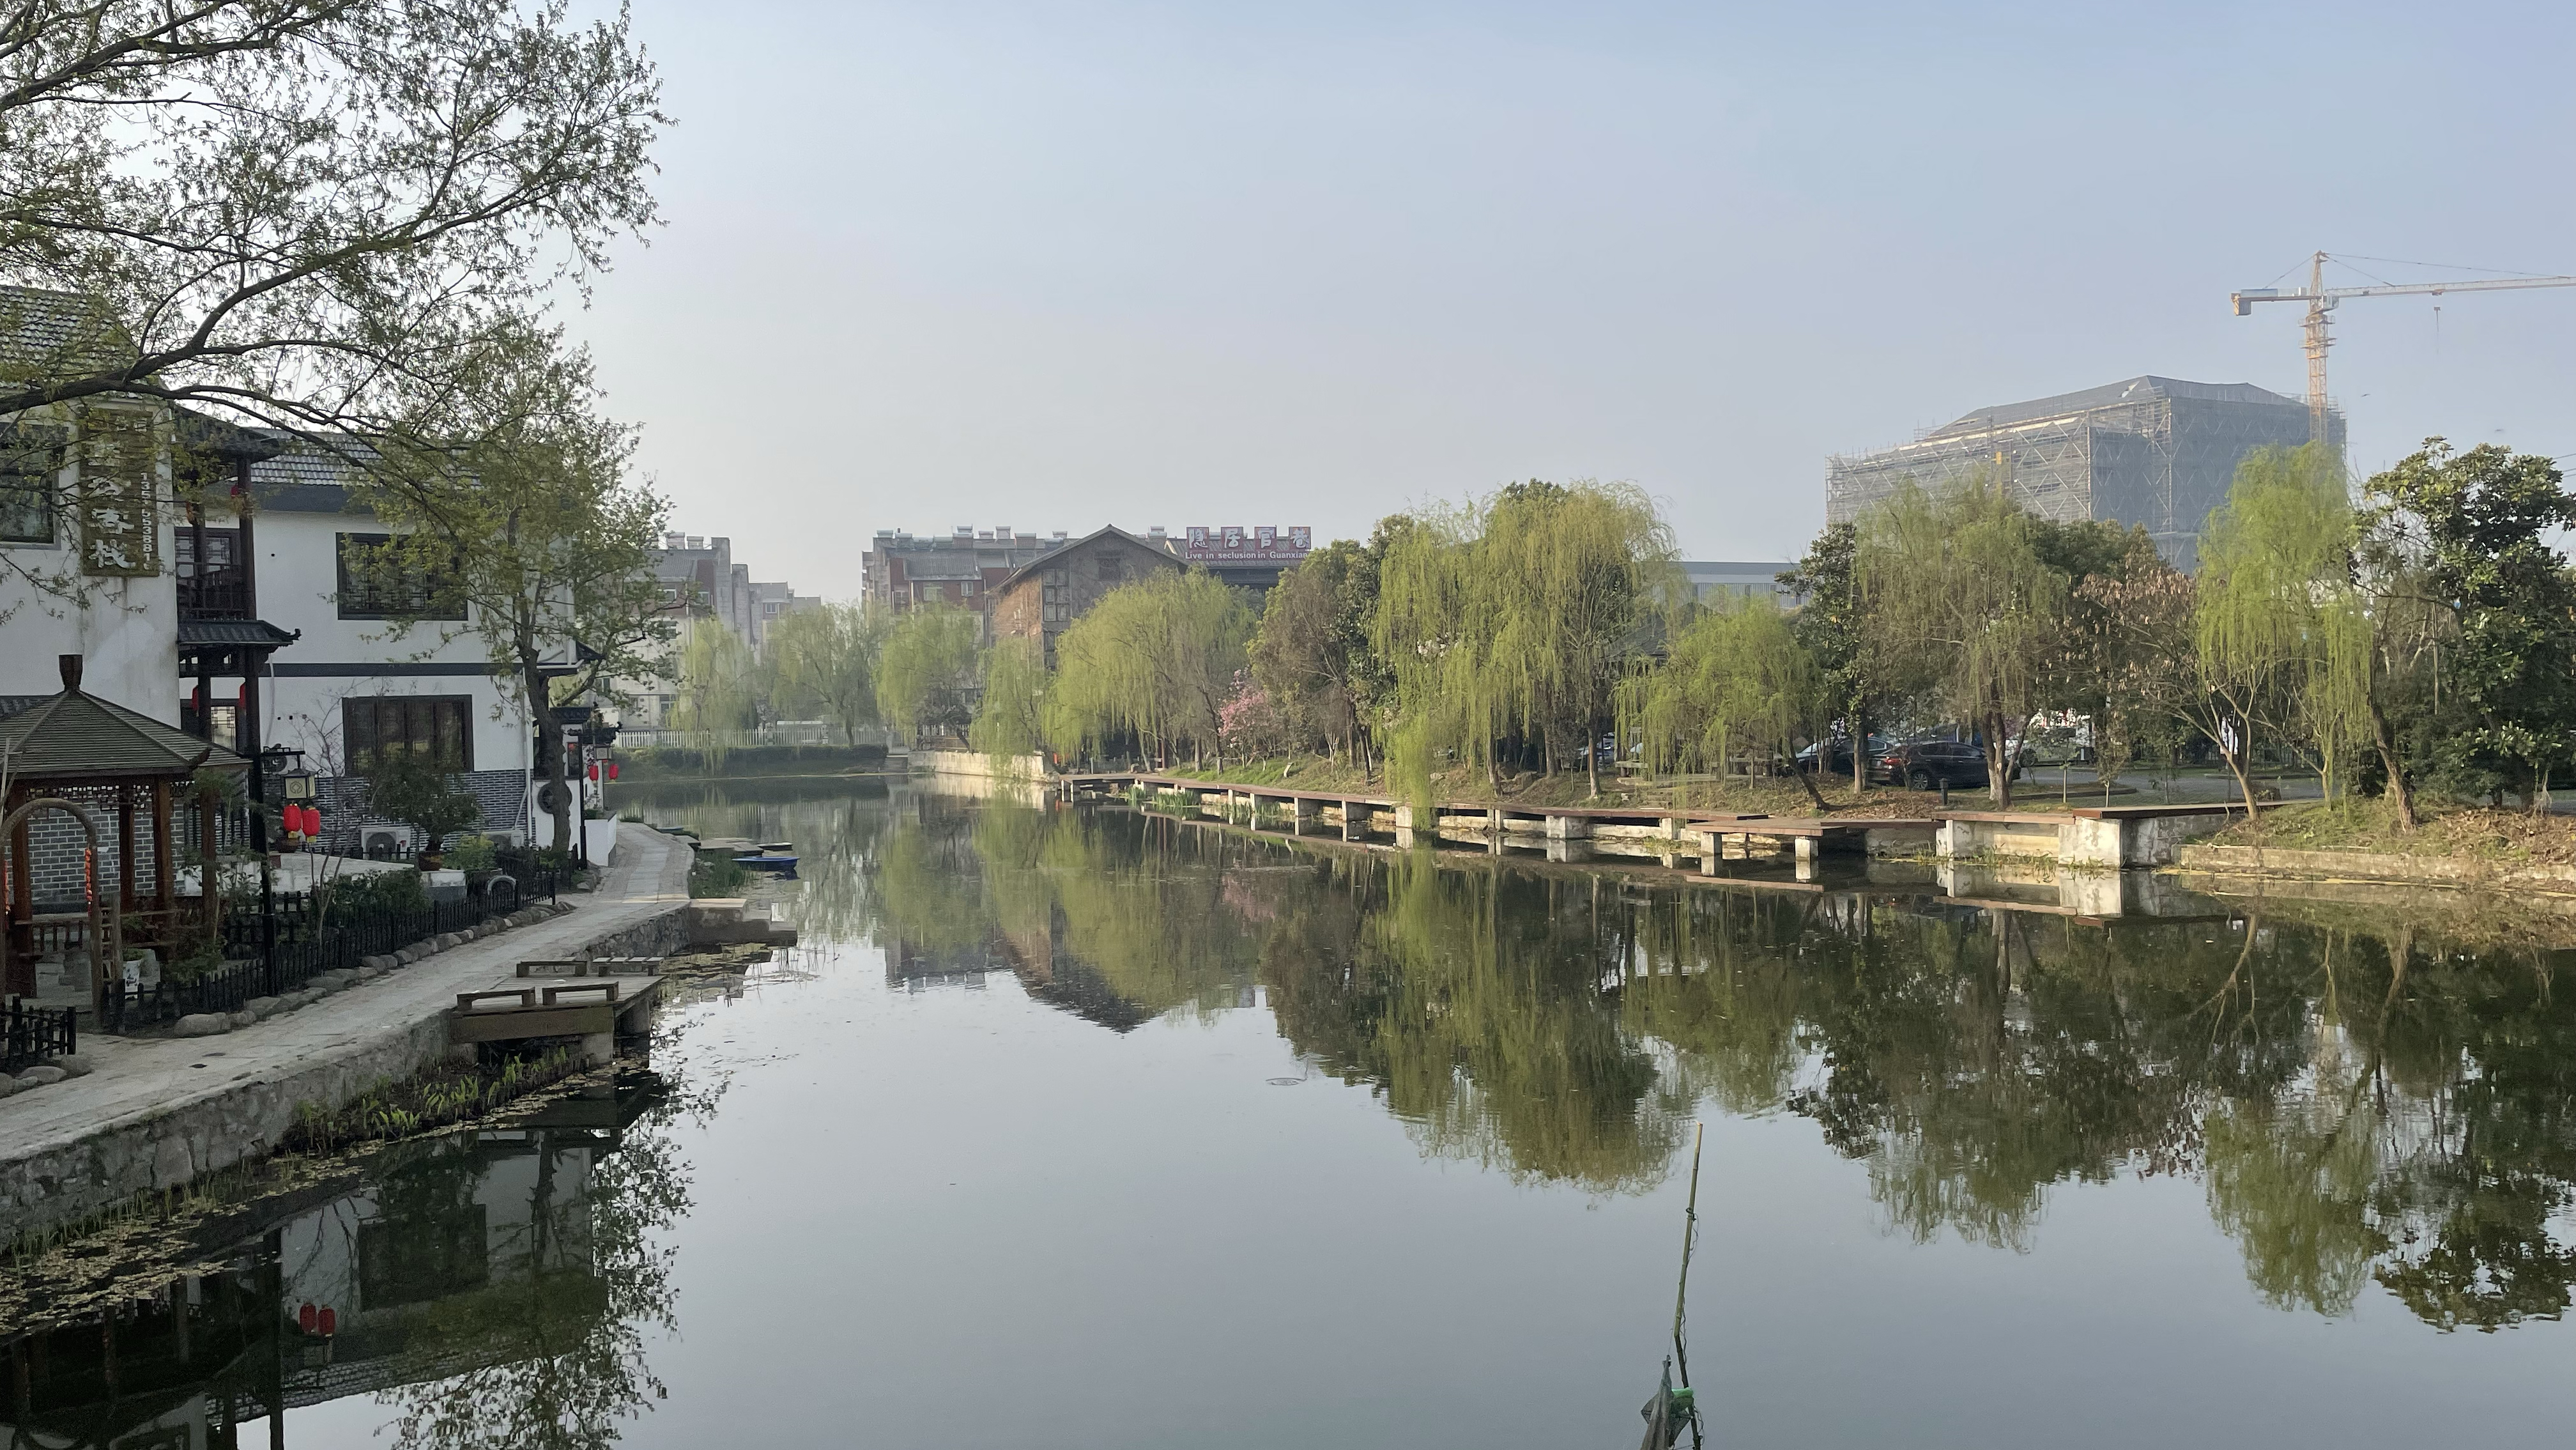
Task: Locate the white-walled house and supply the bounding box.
[0,286,576,860]
[234,440,546,850]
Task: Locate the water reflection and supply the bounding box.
[2,1073,691,1448]
[859,795,2576,1329]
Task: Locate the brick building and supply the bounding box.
[861,526,1083,642]
[989,527,1186,664]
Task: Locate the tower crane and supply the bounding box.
[2231,251,2576,443]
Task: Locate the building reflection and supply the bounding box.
[2,1074,670,1449]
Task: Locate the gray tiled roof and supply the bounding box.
[178,618,300,647]
[0,683,247,781]
[0,285,135,372]
[247,431,383,513]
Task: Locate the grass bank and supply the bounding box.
[2204,798,2576,866]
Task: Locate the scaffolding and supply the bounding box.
[1824,376,2336,568]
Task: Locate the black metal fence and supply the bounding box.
[1,999,76,1072]
[102,864,558,1035]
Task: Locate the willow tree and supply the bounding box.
[671,617,758,760]
[970,636,1052,768]
[768,601,882,746]
[1372,484,1676,800]
[1633,596,1828,808]
[875,606,981,745]
[2194,444,2370,812]
[1858,481,2069,806]
[1047,570,1251,767]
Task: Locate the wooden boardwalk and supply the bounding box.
[1055,772,1936,868]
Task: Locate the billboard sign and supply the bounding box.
[1181,525,1311,564]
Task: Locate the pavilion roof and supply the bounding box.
[0,658,246,783]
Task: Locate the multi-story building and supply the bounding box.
[1825,376,2336,568]
[988,527,1187,665]
[243,436,553,847]
[1680,560,1797,606]
[652,532,758,645]
[862,526,1075,641]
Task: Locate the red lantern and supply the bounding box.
[298,1303,316,1332]
[318,1307,337,1336]
[606,761,620,780]
[586,762,599,781]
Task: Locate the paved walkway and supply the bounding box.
[0,823,688,1212]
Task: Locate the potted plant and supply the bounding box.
[362,750,484,869]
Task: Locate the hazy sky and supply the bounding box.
[570,1,2576,592]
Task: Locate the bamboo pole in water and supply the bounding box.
[1671,1120,1704,1388]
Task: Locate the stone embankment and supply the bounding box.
[0,824,692,1239]
[2177,842,2576,897]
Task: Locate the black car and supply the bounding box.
[1795,735,1889,776]
[1873,739,1989,791]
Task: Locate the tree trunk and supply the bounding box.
[1851,704,1867,798]
[527,660,571,854]
[2367,696,2416,829]
[2219,715,2258,821]
[1586,715,1602,800]
[1797,752,1830,811]
[1986,709,2014,808]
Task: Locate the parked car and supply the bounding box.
[1874,739,1989,791]
[1795,734,1889,776]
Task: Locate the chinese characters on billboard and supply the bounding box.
[1180,525,1312,563]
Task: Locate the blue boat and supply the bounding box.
[732,852,800,877]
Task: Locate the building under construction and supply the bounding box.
[1824,376,2338,567]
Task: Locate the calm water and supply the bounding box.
[9,781,2573,1447]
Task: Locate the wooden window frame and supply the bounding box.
[336,532,465,621]
[344,695,476,772]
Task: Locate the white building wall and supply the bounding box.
[0,399,181,714]
[245,507,529,777]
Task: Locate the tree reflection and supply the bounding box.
[372,1084,703,1449]
[858,792,2576,1326]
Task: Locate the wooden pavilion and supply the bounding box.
[0,654,248,1001]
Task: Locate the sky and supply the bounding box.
[568,1,2576,593]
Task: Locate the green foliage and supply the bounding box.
[362,750,484,852]
[876,605,983,743]
[2365,440,2576,805]
[2194,443,2371,805]
[1857,479,2079,805]
[353,328,676,856]
[1046,570,1252,766]
[1632,595,1820,796]
[688,853,750,899]
[1778,522,1883,791]
[1250,539,1388,771]
[445,833,499,872]
[768,601,884,745]
[1371,482,1677,797]
[671,615,760,744]
[970,636,1053,766]
[323,867,431,924]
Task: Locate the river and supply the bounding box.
[7,778,2572,1447]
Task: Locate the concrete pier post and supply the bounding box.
[1290,799,1318,835]
[1545,813,1589,840]
[1795,836,1819,865]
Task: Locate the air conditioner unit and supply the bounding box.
[362,827,415,861]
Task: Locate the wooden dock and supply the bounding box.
[449,957,663,1063]
[1056,773,1936,869]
